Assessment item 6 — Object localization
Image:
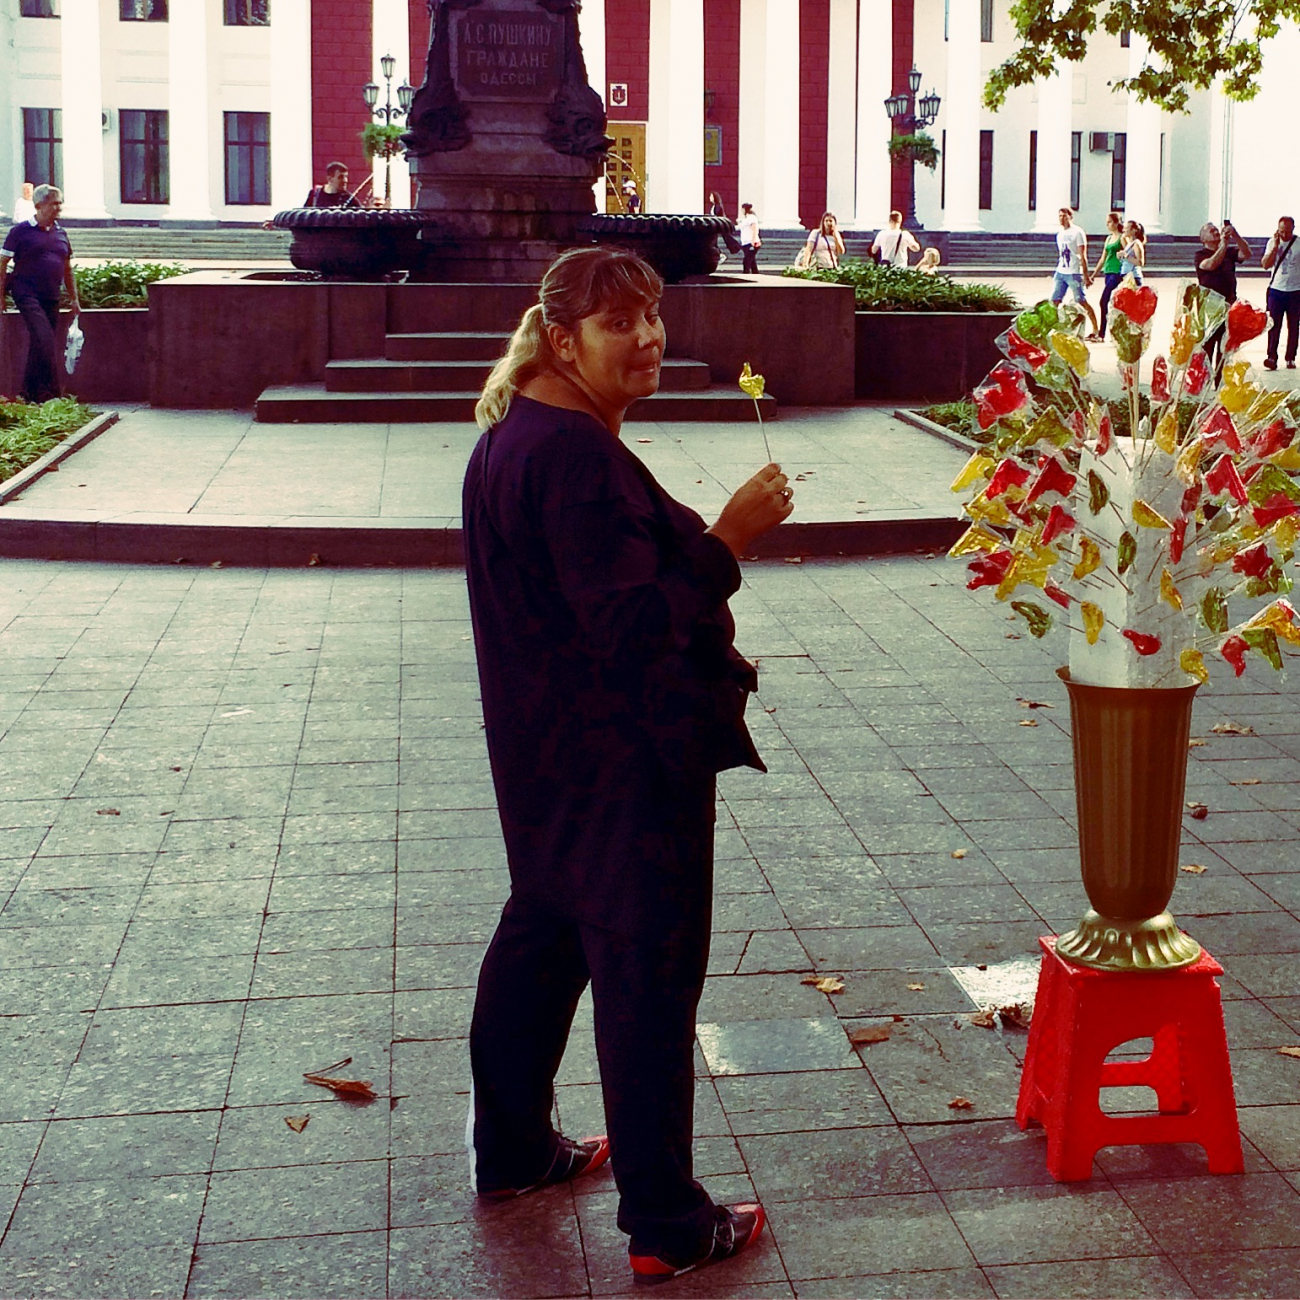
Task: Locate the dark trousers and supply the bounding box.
[1204,321,1226,383]
[741,245,759,274]
[1098,272,1123,339]
[469,803,717,1260]
[1267,287,1300,364]
[14,296,61,403]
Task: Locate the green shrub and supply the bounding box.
[785,258,1020,313]
[0,397,96,483]
[72,260,186,309]
[919,399,978,434]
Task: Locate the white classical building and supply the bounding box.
[1,0,1297,235]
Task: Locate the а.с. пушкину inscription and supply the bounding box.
[453,12,564,101]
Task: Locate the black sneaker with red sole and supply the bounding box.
[629,1202,767,1285]
[476,1134,611,1201]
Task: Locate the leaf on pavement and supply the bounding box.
[285,1115,310,1133]
[1278,1046,1300,1059]
[303,1072,378,1101]
[1229,778,1262,786]
[906,982,926,991]
[96,808,121,816]
[1016,698,1054,709]
[1018,718,1039,727]
[1211,721,1256,736]
[848,1024,892,1046]
[1185,802,1209,819]
[801,975,845,994]
[1181,863,1208,874]
[951,848,968,859]
[948,1096,974,1110]
[1188,739,1207,747]
[968,1008,998,1029]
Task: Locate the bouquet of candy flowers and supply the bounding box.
[949,285,1300,689]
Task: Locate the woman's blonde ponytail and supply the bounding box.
[475,304,549,429]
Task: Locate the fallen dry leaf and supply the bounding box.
[1230,778,1262,786]
[285,1115,310,1133]
[303,1072,378,1101]
[906,982,926,991]
[848,1024,892,1046]
[1005,632,1021,640]
[1018,718,1039,728]
[968,1008,998,1029]
[1188,739,1208,748]
[1180,863,1208,875]
[1186,802,1209,820]
[96,808,121,816]
[951,848,968,859]
[801,976,845,994]
[1278,1046,1300,1059]
[783,556,804,565]
[1016,698,1054,709]
[636,438,653,443]
[1211,721,1256,736]
[1000,1002,1033,1029]
[948,1096,974,1110]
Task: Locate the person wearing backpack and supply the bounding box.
[1263,215,1300,370]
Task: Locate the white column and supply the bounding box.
[647,0,704,213]
[270,0,313,211]
[167,0,213,219]
[372,0,413,209]
[737,0,766,217]
[854,0,891,229]
[59,0,109,218]
[1033,67,1073,231]
[761,0,801,226]
[825,0,858,223]
[942,0,982,230]
[0,5,16,221]
[1124,35,1162,232]
[578,0,607,210]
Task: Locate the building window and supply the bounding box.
[120,109,169,204]
[224,112,271,205]
[20,0,59,15]
[120,0,167,19]
[224,0,269,24]
[1028,130,1037,210]
[980,0,993,40]
[22,109,63,191]
[940,129,947,208]
[978,130,994,209]
[1110,131,1127,211]
[1070,131,1082,210]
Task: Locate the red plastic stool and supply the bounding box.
[1016,935,1243,1181]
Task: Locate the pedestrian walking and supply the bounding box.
[1120,220,1146,285]
[917,247,942,275]
[1093,211,1125,340]
[871,210,920,267]
[1050,207,1102,339]
[738,203,761,273]
[1195,219,1253,379]
[462,246,789,1286]
[801,211,845,269]
[622,178,641,214]
[0,183,80,404]
[1262,214,1300,370]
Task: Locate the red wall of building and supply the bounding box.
[604,0,652,121]
[890,0,915,216]
[703,0,741,217]
[311,0,374,188]
[799,0,831,229]
[408,0,427,92]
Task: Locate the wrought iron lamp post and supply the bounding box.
[884,66,941,231]
[363,53,415,207]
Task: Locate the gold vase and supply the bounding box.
[1055,668,1202,972]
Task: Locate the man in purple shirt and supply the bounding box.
[0,184,81,402]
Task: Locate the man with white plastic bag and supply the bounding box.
[0,184,81,402]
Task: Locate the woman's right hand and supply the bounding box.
[708,463,794,556]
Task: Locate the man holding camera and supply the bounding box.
[1195,220,1252,379]
[1262,215,1300,371]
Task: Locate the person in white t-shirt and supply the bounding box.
[738,203,761,274]
[1263,215,1300,370]
[12,183,36,226]
[871,210,920,268]
[1050,207,1100,338]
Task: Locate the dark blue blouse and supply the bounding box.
[1,220,73,302]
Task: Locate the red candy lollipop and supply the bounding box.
[1111,284,1158,324]
[1226,299,1269,353]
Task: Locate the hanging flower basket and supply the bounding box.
[887,132,940,171]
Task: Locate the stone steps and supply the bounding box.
[385,331,510,361]
[64,225,292,262]
[324,356,712,394]
[255,383,774,423]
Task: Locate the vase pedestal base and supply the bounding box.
[1056,909,1201,973]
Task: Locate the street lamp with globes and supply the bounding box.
[362,53,415,207]
[884,66,941,231]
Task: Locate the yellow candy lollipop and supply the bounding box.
[1272,516,1300,553]
[1170,312,1202,366]
[948,524,1005,557]
[738,363,766,399]
[1133,500,1172,530]
[1174,438,1204,486]
[1180,648,1209,684]
[951,453,995,493]
[1073,537,1102,580]
[1245,600,1300,645]
[1081,602,1105,645]
[1160,568,1183,610]
[1247,390,1288,424]
[966,492,1015,527]
[1050,329,1090,378]
[1273,445,1300,472]
[1154,410,1178,454]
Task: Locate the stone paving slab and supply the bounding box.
[0,555,1299,1297]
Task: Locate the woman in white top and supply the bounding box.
[738,203,761,274]
[803,212,845,270]
[871,210,920,268]
[1120,220,1145,285]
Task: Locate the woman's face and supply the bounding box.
[557,298,666,410]
[1126,222,1139,239]
[822,215,835,232]
[1108,215,1121,232]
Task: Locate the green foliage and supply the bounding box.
[71,260,185,309]
[0,397,95,483]
[361,123,406,161]
[984,0,1300,112]
[887,132,940,171]
[920,400,978,433]
[784,259,1020,313]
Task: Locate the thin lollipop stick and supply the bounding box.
[752,399,772,463]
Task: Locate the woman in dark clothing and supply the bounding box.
[462,247,792,1285]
